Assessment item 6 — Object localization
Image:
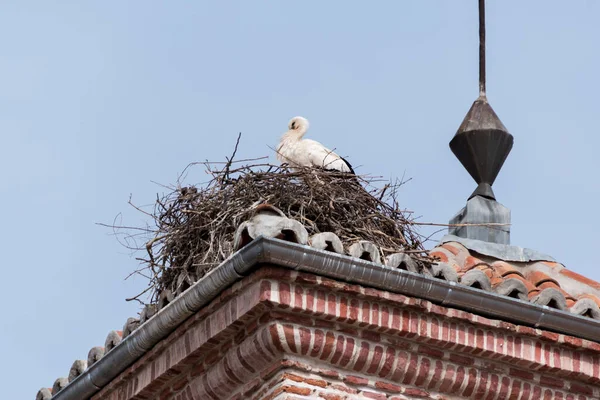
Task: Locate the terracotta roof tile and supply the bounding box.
[526,270,559,287]
[499,273,537,294]
[538,280,560,290]
[493,277,530,301]
[530,287,568,310]
[560,269,600,291]
[472,263,499,283]
[440,242,463,256]
[460,269,492,291]
[429,249,450,263]
[571,297,600,318]
[431,240,600,321]
[463,255,486,271]
[539,282,575,302]
[491,260,524,278]
[578,293,600,308]
[541,261,563,270]
[489,272,505,288]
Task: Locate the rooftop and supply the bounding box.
[431,236,600,319]
[38,209,600,399]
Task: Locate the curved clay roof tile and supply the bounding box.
[491,260,524,278]
[526,270,560,287]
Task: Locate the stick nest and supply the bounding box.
[119,158,431,305]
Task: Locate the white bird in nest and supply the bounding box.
[276,116,355,174]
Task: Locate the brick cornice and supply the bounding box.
[92,267,600,400]
[180,323,598,400]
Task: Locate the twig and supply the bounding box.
[223,132,242,183]
[125,285,153,304]
[412,222,510,227]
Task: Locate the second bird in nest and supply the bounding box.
[276,116,355,174]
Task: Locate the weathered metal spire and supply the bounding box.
[449,0,513,202]
[448,0,513,244]
[479,0,486,98]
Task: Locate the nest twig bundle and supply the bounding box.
[115,155,431,305]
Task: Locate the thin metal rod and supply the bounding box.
[479,0,486,98]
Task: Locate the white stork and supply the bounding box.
[276,116,355,174]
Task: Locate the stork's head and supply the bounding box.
[288,116,309,135]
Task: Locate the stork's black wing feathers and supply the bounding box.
[339,156,355,175]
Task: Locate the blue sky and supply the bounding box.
[1,1,599,398]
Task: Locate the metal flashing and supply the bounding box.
[440,234,555,263]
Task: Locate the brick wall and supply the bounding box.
[92,266,600,400]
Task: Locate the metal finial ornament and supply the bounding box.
[449,0,513,201]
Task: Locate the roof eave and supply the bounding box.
[53,236,600,400]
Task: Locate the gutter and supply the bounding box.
[55,236,600,400]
